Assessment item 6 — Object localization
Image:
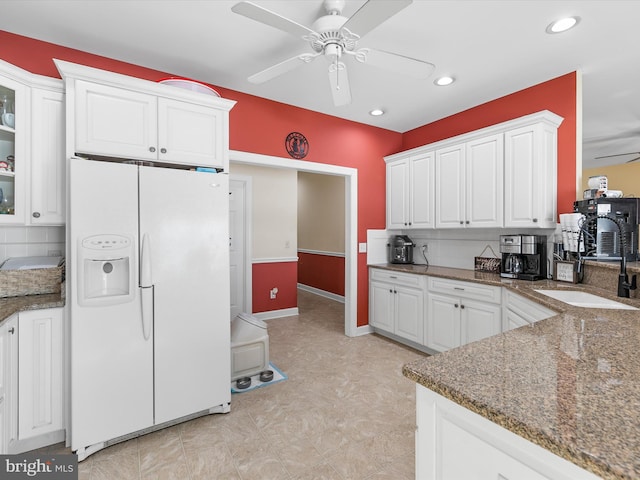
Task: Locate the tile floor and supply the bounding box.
[39,290,427,479]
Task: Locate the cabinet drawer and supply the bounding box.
[428,277,501,304]
[370,268,425,288]
[504,290,556,324]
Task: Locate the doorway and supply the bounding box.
[230,150,359,337]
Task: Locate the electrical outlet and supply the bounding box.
[270,287,278,299]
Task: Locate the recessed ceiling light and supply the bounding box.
[369,108,385,116]
[434,76,455,86]
[546,16,580,34]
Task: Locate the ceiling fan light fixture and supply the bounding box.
[546,16,580,34]
[369,108,385,116]
[434,76,455,86]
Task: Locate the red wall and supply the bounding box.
[402,73,578,215]
[298,252,346,296]
[0,31,578,327]
[252,262,298,313]
[0,30,399,327]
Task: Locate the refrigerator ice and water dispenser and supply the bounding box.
[77,234,135,306]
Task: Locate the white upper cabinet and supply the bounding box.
[0,74,27,225]
[435,144,465,228]
[384,111,563,230]
[504,120,560,228]
[0,60,65,226]
[465,134,503,228]
[75,80,158,161]
[30,87,65,225]
[57,60,236,171]
[386,151,434,229]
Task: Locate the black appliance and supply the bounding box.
[500,234,547,280]
[388,235,414,264]
[573,198,639,261]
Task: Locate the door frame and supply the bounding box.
[229,174,253,318]
[230,150,359,337]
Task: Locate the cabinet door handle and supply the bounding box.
[459,221,463,225]
[32,212,41,218]
[533,218,538,223]
[8,327,14,334]
[149,146,156,153]
[160,147,167,154]
[460,304,465,309]
[454,303,459,308]
[454,287,465,291]
[389,289,393,293]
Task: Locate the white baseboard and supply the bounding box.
[354,324,374,336]
[297,283,345,303]
[254,307,299,320]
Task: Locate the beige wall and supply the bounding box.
[582,163,640,198]
[297,172,345,253]
[229,164,297,259]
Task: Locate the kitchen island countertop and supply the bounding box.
[370,264,640,479]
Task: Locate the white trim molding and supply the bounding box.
[255,308,299,321]
[231,149,359,338]
[298,283,345,303]
[298,249,345,258]
[252,257,299,264]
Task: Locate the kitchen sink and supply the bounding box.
[534,289,639,310]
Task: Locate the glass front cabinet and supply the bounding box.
[0,76,26,224]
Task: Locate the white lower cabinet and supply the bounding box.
[503,290,556,332]
[0,315,18,453]
[426,277,501,352]
[18,308,64,446]
[416,384,600,480]
[369,269,425,344]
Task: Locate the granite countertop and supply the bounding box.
[370,264,640,479]
[0,293,65,324]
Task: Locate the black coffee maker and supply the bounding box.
[500,234,547,280]
[388,235,414,264]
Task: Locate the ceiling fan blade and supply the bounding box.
[231,1,315,38]
[341,0,412,38]
[248,53,320,84]
[328,62,352,107]
[595,151,640,159]
[352,48,435,79]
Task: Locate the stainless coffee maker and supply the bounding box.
[500,234,547,280]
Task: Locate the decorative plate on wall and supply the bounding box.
[285,132,309,159]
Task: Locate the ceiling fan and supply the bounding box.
[595,151,640,163]
[231,0,435,106]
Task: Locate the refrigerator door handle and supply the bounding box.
[140,233,153,340]
[140,285,153,341]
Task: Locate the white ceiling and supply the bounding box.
[1,0,639,169]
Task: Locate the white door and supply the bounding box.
[369,281,394,332]
[230,176,250,319]
[69,158,153,452]
[139,166,230,423]
[466,134,503,228]
[435,144,465,228]
[426,293,460,352]
[461,300,502,344]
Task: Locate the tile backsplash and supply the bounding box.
[0,226,65,265]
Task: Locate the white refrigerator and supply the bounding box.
[68,157,230,460]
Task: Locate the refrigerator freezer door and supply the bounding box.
[69,158,154,451]
[139,166,230,423]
